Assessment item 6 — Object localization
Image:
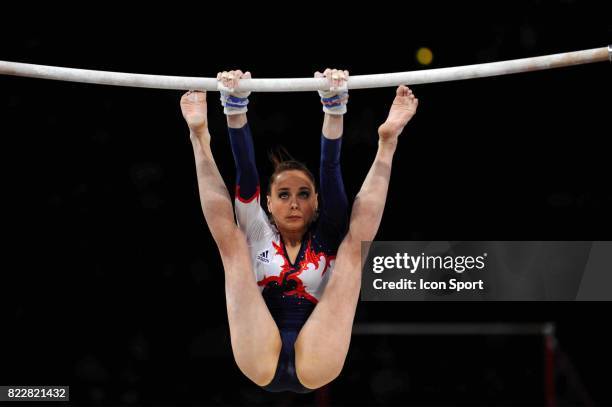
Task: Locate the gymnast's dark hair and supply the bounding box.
[267,146,317,195]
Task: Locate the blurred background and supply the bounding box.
[1,1,611,405]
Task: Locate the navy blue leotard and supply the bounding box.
[229,123,348,392]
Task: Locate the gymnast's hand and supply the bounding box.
[378,85,419,144]
[217,70,251,115]
[315,68,349,92]
[180,90,208,134]
[217,70,251,93]
[315,68,349,114]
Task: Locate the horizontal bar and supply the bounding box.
[0,46,608,92]
[352,322,555,336]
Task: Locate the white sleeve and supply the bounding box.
[234,189,275,244]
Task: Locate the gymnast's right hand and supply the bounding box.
[217,70,251,115]
[180,90,208,134]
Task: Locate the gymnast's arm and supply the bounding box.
[226,114,259,203]
[217,70,263,233]
[319,113,349,234]
[317,69,350,237]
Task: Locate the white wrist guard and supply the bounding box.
[219,86,251,115]
[318,88,349,115]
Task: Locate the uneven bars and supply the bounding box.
[352,322,555,336]
[0,47,609,92]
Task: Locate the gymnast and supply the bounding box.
[180,68,418,392]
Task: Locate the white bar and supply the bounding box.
[0,47,608,92]
[352,323,555,336]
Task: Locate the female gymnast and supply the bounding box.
[180,69,418,393]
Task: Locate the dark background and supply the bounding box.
[1,2,611,405]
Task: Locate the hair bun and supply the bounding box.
[266,146,317,194]
[268,145,295,170]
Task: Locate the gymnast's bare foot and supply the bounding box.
[180,90,209,139]
[378,85,418,145]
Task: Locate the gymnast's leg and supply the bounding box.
[295,86,419,389]
[181,91,281,386]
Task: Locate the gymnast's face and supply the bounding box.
[267,170,318,236]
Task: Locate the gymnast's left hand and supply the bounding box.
[315,68,349,114]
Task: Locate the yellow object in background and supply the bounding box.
[416,47,433,65]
